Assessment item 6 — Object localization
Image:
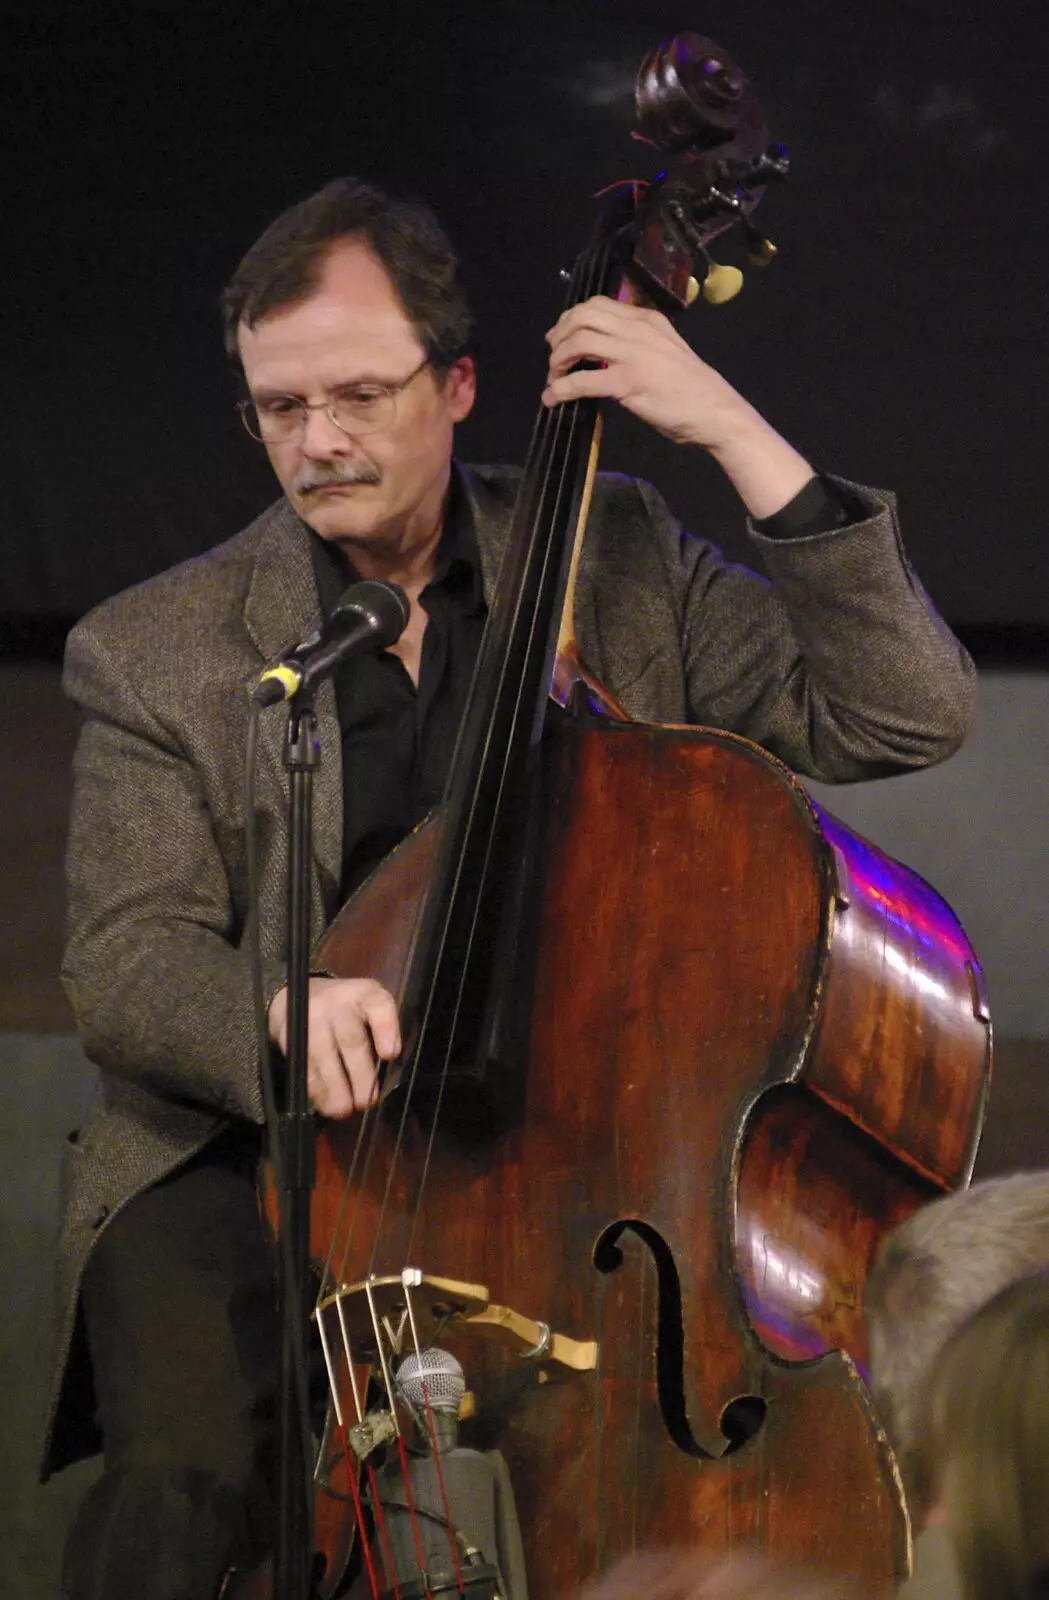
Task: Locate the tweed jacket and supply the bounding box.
[44,462,975,1475]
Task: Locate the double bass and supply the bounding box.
[244,31,991,1600]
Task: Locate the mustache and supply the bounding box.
[293,459,382,494]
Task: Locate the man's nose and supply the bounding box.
[299,404,353,456]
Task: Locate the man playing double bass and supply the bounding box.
[46,177,975,1600]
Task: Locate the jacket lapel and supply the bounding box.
[242,500,343,912]
[457,465,513,602]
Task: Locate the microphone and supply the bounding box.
[370,1348,528,1600]
[252,578,410,705]
[397,1346,467,1453]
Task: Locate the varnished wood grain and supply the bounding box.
[303,723,989,1594]
[807,809,990,1186]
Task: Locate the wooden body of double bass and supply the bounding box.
[313,717,991,1592]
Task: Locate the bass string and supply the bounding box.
[311,1268,400,1600]
[317,220,617,1304]
[348,237,609,1290]
[397,230,618,1262]
[314,1074,402,1442]
[316,1085,381,1312]
[317,1106,406,1432]
[358,1280,435,1600]
[342,1271,467,1600]
[403,1279,467,1594]
[311,230,618,1539]
[344,270,617,1584]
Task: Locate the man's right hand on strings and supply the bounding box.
[267,976,401,1117]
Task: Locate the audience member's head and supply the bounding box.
[577,1548,865,1600]
[864,1170,1049,1502]
[911,1271,1049,1600]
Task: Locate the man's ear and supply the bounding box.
[443,355,477,423]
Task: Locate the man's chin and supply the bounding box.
[296,488,381,538]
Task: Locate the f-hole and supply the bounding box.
[593,1219,767,1458]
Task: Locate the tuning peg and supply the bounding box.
[701,262,744,305]
[746,236,778,267]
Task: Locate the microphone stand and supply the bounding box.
[258,578,409,1596]
[274,685,321,1600]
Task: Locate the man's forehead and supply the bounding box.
[307,238,408,315]
[237,240,421,377]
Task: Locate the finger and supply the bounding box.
[543,365,631,407]
[545,329,630,379]
[309,1070,357,1119]
[357,983,402,1061]
[546,295,658,343]
[342,1051,380,1112]
[546,319,685,383]
[319,979,401,1059]
[329,987,399,1107]
[266,986,289,1052]
[310,1028,378,1118]
[307,1021,359,1119]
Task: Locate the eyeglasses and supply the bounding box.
[237,356,432,443]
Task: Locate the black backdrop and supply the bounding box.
[4,0,1047,634]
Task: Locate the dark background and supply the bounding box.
[3,0,1047,636]
[3,7,1048,1591]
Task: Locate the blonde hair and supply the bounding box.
[864,1171,1049,1500]
[914,1271,1049,1600]
[577,1549,867,1600]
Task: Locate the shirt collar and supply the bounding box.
[306,462,485,620]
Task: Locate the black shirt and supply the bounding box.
[308,475,487,902]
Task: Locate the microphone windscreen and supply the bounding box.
[396,1347,466,1415]
[333,579,410,647]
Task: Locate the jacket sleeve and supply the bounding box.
[651,475,977,782]
[61,617,286,1123]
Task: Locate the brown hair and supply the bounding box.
[220,177,474,372]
